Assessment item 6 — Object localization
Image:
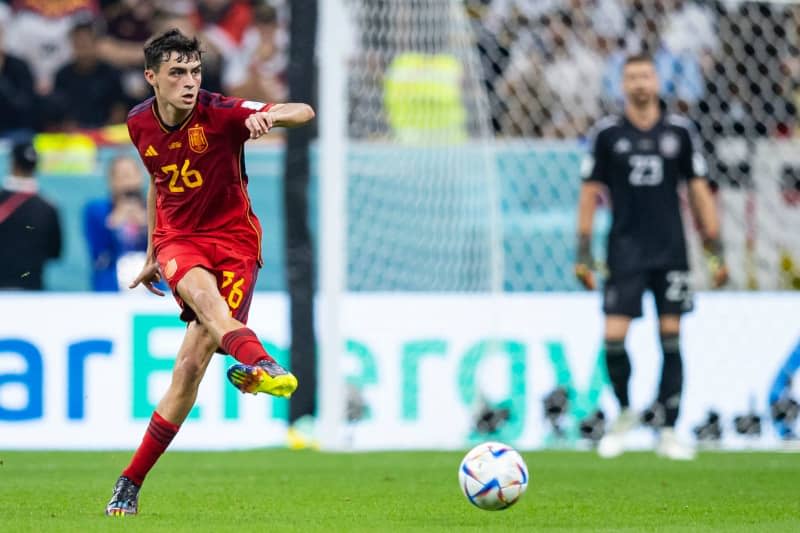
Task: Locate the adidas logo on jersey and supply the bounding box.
[144,145,159,157]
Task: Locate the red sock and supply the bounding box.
[122,411,180,486]
[221,327,274,366]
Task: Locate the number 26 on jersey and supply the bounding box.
[161,159,204,192]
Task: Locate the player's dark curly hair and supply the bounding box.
[143,29,203,71]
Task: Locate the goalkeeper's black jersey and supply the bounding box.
[581,113,708,275]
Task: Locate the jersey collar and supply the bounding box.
[151,102,196,133]
[622,111,663,134]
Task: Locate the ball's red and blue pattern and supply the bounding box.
[458,441,529,510]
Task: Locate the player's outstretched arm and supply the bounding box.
[575,181,603,290]
[688,178,728,288]
[129,175,165,296]
[245,103,315,139]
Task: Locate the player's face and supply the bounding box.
[145,52,202,111]
[622,61,659,108]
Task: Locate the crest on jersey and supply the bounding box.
[659,132,680,158]
[613,138,631,154]
[188,124,208,153]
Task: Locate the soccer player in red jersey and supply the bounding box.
[105,29,314,516]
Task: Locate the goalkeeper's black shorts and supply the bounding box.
[602,269,694,318]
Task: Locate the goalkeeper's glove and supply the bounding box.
[704,237,728,288]
[575,234,597,290]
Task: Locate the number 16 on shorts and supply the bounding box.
[217,264,257,323]
[221,271,245,310]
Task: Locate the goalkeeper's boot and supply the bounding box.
[656,428,696,461]
[105,476,140,516]
[597,408,637,458]
[227,358,298,398]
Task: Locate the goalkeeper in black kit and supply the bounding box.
[576,54,728,460]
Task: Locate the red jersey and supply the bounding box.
[127,89,273,262]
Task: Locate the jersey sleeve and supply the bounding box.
[126,120,140,155]
[209,94,275,144]
[580,125,609,185]
[679,120,708,181]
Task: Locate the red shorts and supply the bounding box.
[156,238,259,324]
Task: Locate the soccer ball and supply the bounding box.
[458,441,529,510]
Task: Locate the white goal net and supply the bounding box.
[344,0,503,291]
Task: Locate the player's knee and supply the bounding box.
[604,316,631,339]
[190,322,215,348]
[173,357,204,391]
[659,315,681,337]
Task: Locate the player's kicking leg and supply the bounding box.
[106,322,217,516]
[653,314,695,460]
[598,315,637,458]
[176,267,297,398]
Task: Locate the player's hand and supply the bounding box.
[245,111,275,139]
[129,259,165,296]
[575,234,597,290]
[575,263,596,290]
[704,238,728,289]
[711,263,729,288]
[707,256,729,288]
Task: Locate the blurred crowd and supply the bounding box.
[0,0,291,291]
[467,0,799,140]
[1,0,797,142]
[0,0,288,140]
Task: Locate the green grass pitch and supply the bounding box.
[1,450,798,532]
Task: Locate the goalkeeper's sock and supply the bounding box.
[221,327,275,366]
[604,339,631,409]
[657,334,683,427]
[122,411,180,486]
